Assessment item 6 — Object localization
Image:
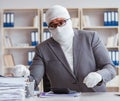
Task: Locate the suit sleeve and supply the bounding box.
[29,46,44,90]
[91,32,116,83]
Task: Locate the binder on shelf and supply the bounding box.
[108,51,112,60]
[31,51,35,60]
[43,31,46,41]
[109,50,119,66]
[28,51,32,66]
[43,13,47,27]
[10,13,14,27]
[42,31,51,41]
[104,11,108,26]
[112,50,116,66]
[3,13,14,27]
[3,13,7,27]
[7,13,10,27]
[116,51,119,66]
[104,11,118,26]
[28,51,35,66]
[35,31,39,45]
[46,31,50,39]
[31,31,39,46]
[108,11,111,26]
[115,11,118,26]
[4,54,15,67]
[31,31,35,46]
[33,15,39,27]
[111,11,115,26]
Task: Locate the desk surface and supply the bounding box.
[25,92,120,101]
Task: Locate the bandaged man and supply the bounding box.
[14,5,116,92]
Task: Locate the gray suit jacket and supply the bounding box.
[29,29,116,92]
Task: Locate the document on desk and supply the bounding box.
[39,91,81,98]
[0,77,26,101]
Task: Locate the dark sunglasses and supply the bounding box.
[48,18,70,30]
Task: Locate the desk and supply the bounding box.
[25,92,120,101]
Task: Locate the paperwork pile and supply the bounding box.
[0,77,26,101]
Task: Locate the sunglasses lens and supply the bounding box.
[59,20,65,26]
[49,19,67,30]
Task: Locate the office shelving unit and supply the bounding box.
[1,9,40,74]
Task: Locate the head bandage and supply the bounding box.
[45,5,70,24]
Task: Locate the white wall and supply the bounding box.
[0,0,120,74]
[0,0,120,8]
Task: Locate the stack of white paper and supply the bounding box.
[0,77,26,101]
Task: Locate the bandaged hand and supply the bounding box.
[83,72,102,88]
[12,64,30,77]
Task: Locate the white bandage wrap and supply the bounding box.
[12,64,30,77]
[83,72,102,88]
[45,5,70,24]
[46,5,74,72]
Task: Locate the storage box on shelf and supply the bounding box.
[1,9,40,75]
[81,8,120,92]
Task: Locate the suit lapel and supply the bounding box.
[48,38,76,79]
[73,31,83,77]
